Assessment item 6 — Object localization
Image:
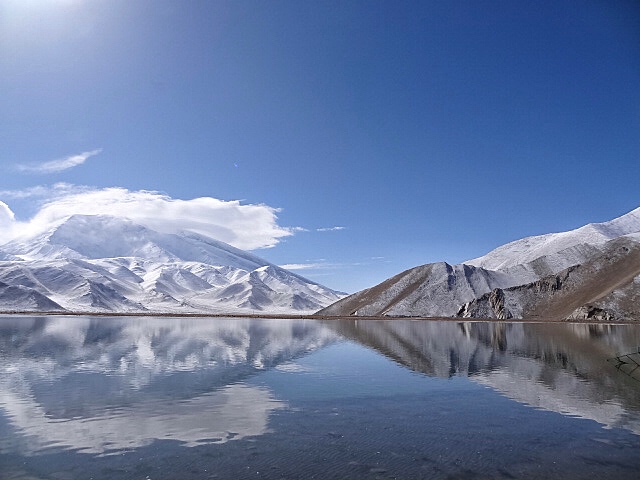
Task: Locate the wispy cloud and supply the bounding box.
[0,185,294,250]
[16,149,102,174]
[316,226,346,232]
[279,263,329,270]
[0,183,82,199]
[280,256,387,272]
[279,260,356,271]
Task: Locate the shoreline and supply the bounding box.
[0,310,638,325]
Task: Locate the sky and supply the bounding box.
[1,0,639,293]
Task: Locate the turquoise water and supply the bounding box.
[1,316,639,479]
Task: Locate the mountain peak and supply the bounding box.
[0,213,344,314]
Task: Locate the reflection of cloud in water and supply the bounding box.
[0,316,337,456]
[1,383,284,456]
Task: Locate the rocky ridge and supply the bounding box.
[318,208,640,321]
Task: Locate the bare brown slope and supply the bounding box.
[590,275,640,320]
[317,264,436,316]
[528,236,640,320]
[459,236,640,321]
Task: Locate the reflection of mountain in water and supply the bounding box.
[3,316,640,457]
[327,319,640,434]
[0,316,337,455]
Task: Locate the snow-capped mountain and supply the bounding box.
[319,207,640,320]
[0,214,345,314]
[466,206,640,273]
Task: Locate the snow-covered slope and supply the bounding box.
[466,207,640,272]
[317,262,516,317]
[3,214,271,271]
[319,207,640,320]
[0,215,344,314]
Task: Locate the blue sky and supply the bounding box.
[1,0,639,293]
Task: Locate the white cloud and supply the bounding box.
[0,201,16,227]
[17,149,102,174]
[0,186,294,250]
[0,183,82,199]
[279,260,353,271]
[279,263,328,270]
[316,226,346,232]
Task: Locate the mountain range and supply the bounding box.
[318,207,640,321]
[0,214,344,314]
[2,207,639,319]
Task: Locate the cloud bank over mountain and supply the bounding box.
[0,186,294,250]
[0,201,15,227]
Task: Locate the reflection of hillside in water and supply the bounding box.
[0,316,337,455]
[327,319,640,434]
[3,316,640,457]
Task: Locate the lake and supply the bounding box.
[1,316,640,479]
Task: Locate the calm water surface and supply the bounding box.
[1,316,640,479]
